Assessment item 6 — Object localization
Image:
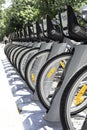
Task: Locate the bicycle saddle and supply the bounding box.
[36,21,49,42]
[28,24,38,42]
[67,5,87,42]
[16,29,23,42]
[47,15,63,42]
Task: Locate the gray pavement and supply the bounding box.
[0,44,24,130]
[0,44,62,130]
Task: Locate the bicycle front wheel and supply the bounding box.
[60,66,87,130]
[25,50,50,92]
[36,53,71,110]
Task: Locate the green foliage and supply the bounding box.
[0,0,87,40]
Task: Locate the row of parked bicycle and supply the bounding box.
[4,5,87,130]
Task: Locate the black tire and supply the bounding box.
[25,50,50,92]
[36,53,72,110]
[19,48,39,78]
[6,44,16,58]
[13,46,28,66]
[9,46,23,64]
[4,43,12,54]
[15,47,31,70]
[7,45,19,59]
[60,65,87,130]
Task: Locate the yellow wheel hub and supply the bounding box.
[74,85,87,106]
[59,61,65,69]
[47,67,57,78]
[31,73,35,82]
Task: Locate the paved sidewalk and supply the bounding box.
[0,45,24,130]
[0,44,62,130]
